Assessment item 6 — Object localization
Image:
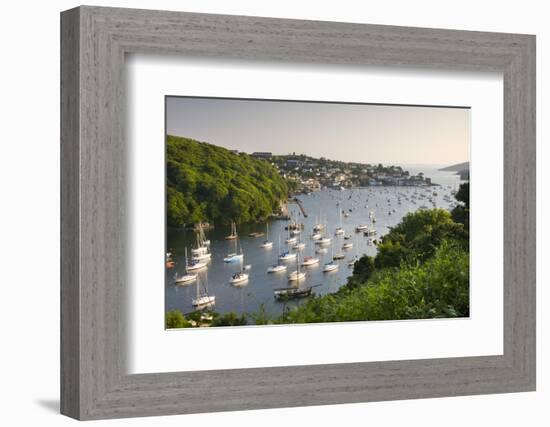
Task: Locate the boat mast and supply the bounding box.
[195,273,200,300]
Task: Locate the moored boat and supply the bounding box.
[301,256,320,267]
[174,272,197,284]
[267,264,287,273]
[230,271,249,285]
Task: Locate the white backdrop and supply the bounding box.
[0,1,546,426]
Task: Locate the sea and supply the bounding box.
[165,165,463,321]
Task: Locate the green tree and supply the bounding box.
[166,135,291,227]
[165,310,192,328]
[212,312,248,327]
[451,182,470,231]
[375,208,466,268]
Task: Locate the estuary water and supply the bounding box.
[165,166,463,320]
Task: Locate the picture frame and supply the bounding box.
[60,5,536,420]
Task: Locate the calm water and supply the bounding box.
[165,166,463,320]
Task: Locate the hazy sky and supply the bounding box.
[166,97,470,166]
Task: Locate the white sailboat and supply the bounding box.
[314,218,331,246]
[230,270,249,285]
[174,270,197,285]
[185,247,207,272]
[225,221,238,240]
[292,234,305,251]
[268,235,288,273]
[229,244,249,286]
[288,254,306,281]
[191,272,215,308]
[323,242,339,272]
[285,218,298,244]
[224,233,244,263]
[192,232,212,261]
[334,207,344,236]
[323,260,339,272]
[267,264,287,273]
[301,256,320,267]
[260,222,273,249]
[279,250,297,261]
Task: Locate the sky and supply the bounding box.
[166,97,470,166]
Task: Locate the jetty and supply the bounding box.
[290,197,308,218]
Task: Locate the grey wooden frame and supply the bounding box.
[60,5,536,420]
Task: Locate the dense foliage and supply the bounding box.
[451,182,470,232]
[167,135,290,227]
[165,309,247,329]
[165,310,192,328]
[375,208,467,269]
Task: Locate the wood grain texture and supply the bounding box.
[60,6,536,420]
[60,7,80,419]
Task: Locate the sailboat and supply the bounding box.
[334,206,344,236]
[225,221,238,240]
[260,222,273,249]
[229,252,249,286]
[230,270,249,285]
[315,224,332,246]
[174,264,197,284]
[192,271,215,308]
[313,208,325,232]
[292,234,306,251]
[323,242,339,272]
[185,247,208,272]
[198,224,210,246]
[192,225,209,255]
[285,220,297,245]
[288,254,306,281]
[224,234,244,263]
[301,255,320,267]
[268,235,288,273]
[191,233,212,261]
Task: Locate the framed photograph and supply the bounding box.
[61,6,536,420]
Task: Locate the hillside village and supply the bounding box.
[246,152,434,193]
